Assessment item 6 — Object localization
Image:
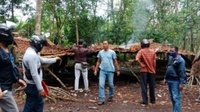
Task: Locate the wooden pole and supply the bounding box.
[46,68,67,90]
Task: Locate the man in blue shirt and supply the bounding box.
[94,40,120,105]
[164,46,186,112]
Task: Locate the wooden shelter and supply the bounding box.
[13,37,195,80]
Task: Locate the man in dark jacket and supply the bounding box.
[0,21,26,112]
[164,46,186,112]
[72,39,95,93]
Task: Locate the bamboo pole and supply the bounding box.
[122,61,140,82]
[46,68,67,90]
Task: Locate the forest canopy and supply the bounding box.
[0,0,199,52]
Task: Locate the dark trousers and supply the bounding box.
[140,72,156,103]
[23,84,44,112]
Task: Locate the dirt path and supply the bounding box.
[15,81,200,112]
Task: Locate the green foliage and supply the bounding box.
[2,0,199,53]
[16,17,35,38]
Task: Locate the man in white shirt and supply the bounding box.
[22,34,61,112]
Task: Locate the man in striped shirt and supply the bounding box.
[136,39,157,105]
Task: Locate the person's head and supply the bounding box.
[78,39,84,45]
[0,22,17,47]
[83,43,87,48]
[30,34,49,52]
[140,39,150,48]
[102,40,109,51]
[169,46,178,58]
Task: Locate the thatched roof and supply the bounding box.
[14,37,195,57]
[14,37,74,57]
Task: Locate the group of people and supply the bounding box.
[0,22,61,112]
[0,21,195,112]
[72,38,187,112]
[136,39,186,112]
[72,40,120,105]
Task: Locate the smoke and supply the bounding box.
[119,0,154,49]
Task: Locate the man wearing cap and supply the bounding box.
[136,39,157,105]
[22,34,61,112]
[0,21,27,112]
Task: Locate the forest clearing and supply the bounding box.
[0,0,200,112]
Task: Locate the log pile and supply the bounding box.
[47,86,78,102]
[188,51,200,86]
[14,86,78,103]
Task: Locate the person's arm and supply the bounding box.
[154,53,157,70]
[72,44,77,51]
[28,56,43,91]
[163,57,171,84]
[178,59,186,90]
[28,55,49,97]
[113,58,120,76]
[87,44,96,55]
[17,79,26,90]
[0,57,2,98]
[136,52,146,67]
[40,57,60,64]
[0,88,2,99]
[94,58,101,75]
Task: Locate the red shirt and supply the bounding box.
[136,48,157,74]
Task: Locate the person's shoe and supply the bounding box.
[139,101,148,105]
[73,93,77,97]
[150,101,156,104]
[84,89,90,93]
[98,101,105,105]
[107,97,113,102]
[195,98,200,102]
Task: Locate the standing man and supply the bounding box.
[94,40,120,105]
[72,39,95,93]
[136,39,157,105]
[164,46,186,112]
[0,22,27,112]
[22,34,61,112]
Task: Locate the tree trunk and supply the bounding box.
[11,0,14,21]
[35,0,43,34]
[190,29,194,52]
[75,15,79,45]
[72,0,79,44]
[183,31,186,50]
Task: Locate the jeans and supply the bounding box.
[74,63,89,90]
[99,70,114,102]
[23,84,44,112]
[140,72,155,103]
[167,80,181,112]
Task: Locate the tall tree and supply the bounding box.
[35,0,43,34]
[0,0,23,21]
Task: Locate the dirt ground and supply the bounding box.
[15,76,200,112]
